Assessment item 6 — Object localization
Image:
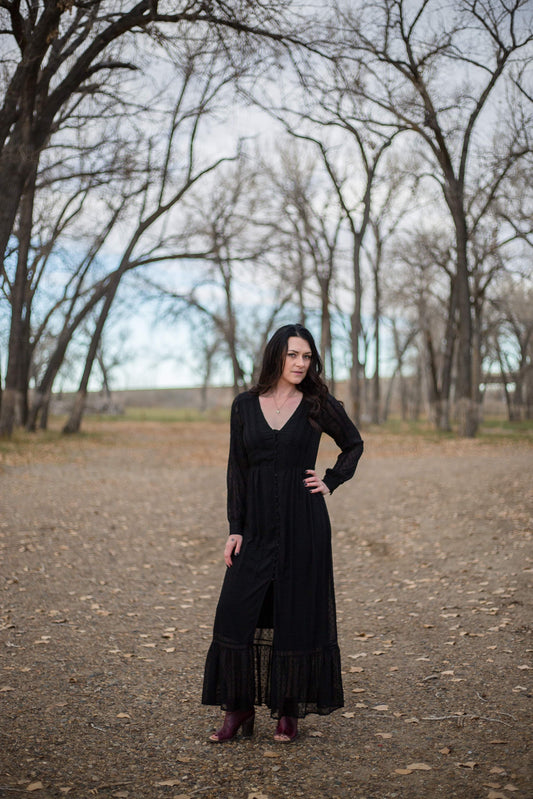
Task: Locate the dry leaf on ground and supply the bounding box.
[155,778,182,786]
[405,762,432,771]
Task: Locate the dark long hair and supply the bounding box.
[250,324,328,418]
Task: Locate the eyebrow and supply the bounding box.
[287,348,312,355]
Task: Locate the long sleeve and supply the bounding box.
[226,395,249,535]
[319,394,364,494]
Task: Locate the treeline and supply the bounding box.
[0,1,532,438]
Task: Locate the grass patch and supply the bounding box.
[476,416,533,443]
[365,417,456,440]
[83,406,231,423]
[366,415,533,443]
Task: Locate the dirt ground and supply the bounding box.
[0,421,531,799]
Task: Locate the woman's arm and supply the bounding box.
[319,394,364,494]
[226,395,249,536]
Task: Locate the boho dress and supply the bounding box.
[202,390,364,719]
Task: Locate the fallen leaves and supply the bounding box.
[155,778,182,787]
[394,762,432,775]
[2,424,531,799]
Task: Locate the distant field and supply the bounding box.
[1,414,531,471]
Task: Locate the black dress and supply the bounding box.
[202,390,364,719]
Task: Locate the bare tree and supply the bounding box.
[261,142,346,386]
[490,276,533,420]
[0,0,312,436]
[142,155,295,394]
[390,226,458,429]
[62,51,238,433]
[363,156,417,423]
[333,0,533,435]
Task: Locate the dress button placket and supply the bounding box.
[272,430,281,580]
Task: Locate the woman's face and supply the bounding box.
[280,336,313,386]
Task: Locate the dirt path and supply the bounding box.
[1,423,531,799]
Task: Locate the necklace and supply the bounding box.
[271,391,298,414]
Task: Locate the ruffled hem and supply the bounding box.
[201,629,344,719]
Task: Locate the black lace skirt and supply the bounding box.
[202,570,344,719]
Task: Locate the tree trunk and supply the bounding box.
[319,276,332,383]
[0,168,37,436]
[525,361,533,420]
[495,338,515,421]
[451,199,477,437]
[349,240,363,424]
[40,394,51,430]
[383,369,397,422]
[371,255,381,424]
[436,275,457,431]
[63,391,87,435]
[27,274,111,430]
[423,323,441,428]
[399,367,408,421]
[411,356,423,421]
[472,297,484,425]
[0,152,29,287]
[63,273,123,434]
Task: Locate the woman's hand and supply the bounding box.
[304,469,331,495]
[224,534,243,567]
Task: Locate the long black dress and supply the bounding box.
[202,390,364,719]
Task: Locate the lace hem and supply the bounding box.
[202,629,344,719]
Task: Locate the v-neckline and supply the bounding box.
[257,393,304,432]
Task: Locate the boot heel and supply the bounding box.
[209,709,255,743]
[241,714,255,737]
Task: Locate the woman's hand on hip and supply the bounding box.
[224,534,243,567]
[304,469,331,495]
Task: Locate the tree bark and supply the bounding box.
[349,237,363,424]
[438,276,458,432]
[27,279,110,431]
[319,275,333,384]
[447,185,477,436]
[371,243,381,424]
[0,168,37,435]
[63,272,123,434]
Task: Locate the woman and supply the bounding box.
[202,324,363,742]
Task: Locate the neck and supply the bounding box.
[272,381,299,397]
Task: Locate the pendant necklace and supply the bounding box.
[272,391,296,414]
